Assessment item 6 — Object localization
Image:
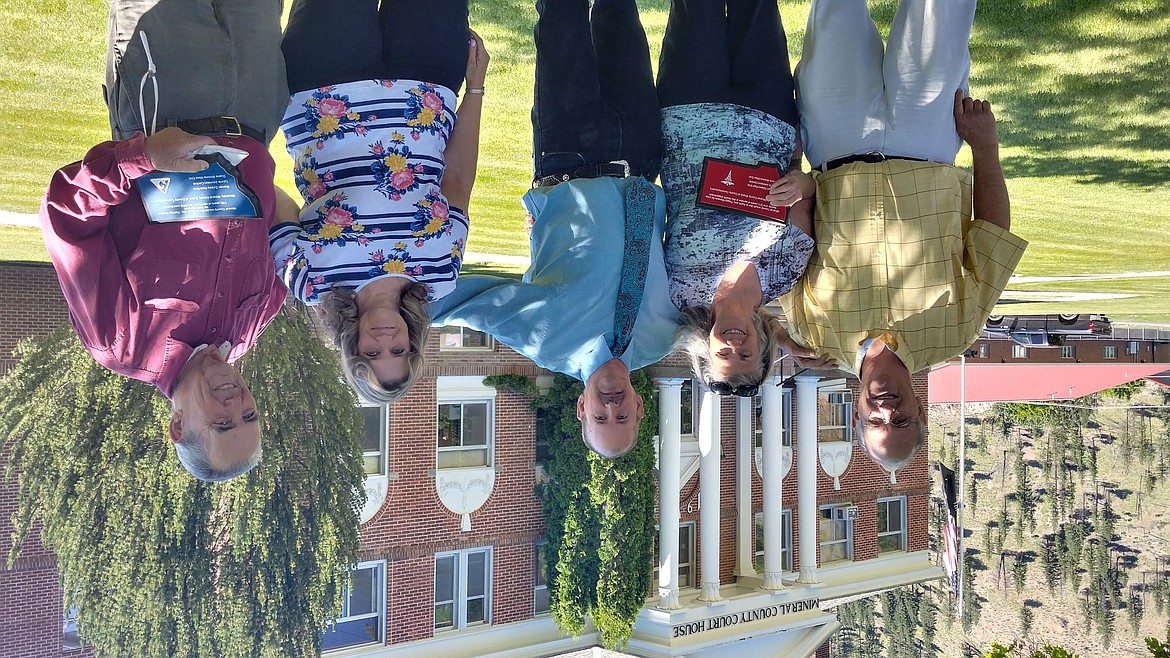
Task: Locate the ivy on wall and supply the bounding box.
[488,372,656,649]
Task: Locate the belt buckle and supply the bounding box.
[864,151,889,163]
[222,116,242,137]
[610,159,631,177]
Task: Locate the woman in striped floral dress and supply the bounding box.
[270,0,488,402]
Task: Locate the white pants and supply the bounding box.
[795,0,976,168]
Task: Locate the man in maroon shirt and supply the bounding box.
[40,0,290,482]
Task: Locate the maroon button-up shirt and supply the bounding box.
[40,133,287,398]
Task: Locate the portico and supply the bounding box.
[641,373,941,657]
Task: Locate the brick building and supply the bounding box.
[0,262,939,658]
[969,334,1169,365]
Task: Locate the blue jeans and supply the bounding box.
[105,0,288,142]
[532,0,660,181]
[656,0,797,125]
[283,0,469,95]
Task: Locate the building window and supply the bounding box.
[435,547,492,631]
[1060,345,1076,359]
[360,405,388,476]
[754,509,793,572]
[439,326,494,350]
[753,388,793,448]
[1012,344,1028,358]
[1104,346,1117,359]
[680,379,696,436]
[437,401,492,468]
[322,561,385,651]
[1127,341,1139,355]
[817,391,852,442]
[63,604,81,650]
[876,497,907,554]
[977,343,989,358]
[534,542,550,615]
[819,505,854,563]
[534,407,552,466]
[653,523,696,588]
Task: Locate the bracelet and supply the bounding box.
[466,87,485,95]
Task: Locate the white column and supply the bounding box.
[698,387,723,602]
[795,375,821,584]
[760,375,786,590]
[735,396,755,578]
[656,378,685,610]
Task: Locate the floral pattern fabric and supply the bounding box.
[660,102,815,311]
[270,79,468,304]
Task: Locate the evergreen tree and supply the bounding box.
[1012,554,1029,595]
[1128,589,1144,637]
[1019,605,1034,638]
[961,552,981,632]
[1101,497,1117,542]
[919,588,940,658]
[2,312,365,658]
[1041,535,1060,594]
[968,474,979,513]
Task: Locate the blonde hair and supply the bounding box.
[674,305,783,388]
[317,284,430,403]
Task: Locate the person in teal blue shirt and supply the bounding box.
[429,0,676,458]
[429,177,678,458]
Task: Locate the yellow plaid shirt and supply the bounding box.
[779,160,1028,375]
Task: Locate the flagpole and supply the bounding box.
[957,354,967,620]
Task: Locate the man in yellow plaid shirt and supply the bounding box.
[768,0,1029,476]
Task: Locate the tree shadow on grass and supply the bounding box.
[854,0,1170,189]
[975,0,1170,188]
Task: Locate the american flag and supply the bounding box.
[938,462,960,597]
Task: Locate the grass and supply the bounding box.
[2,0,1168,318]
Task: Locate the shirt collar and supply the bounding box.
[857,336,908,371]
[186,341,232,365]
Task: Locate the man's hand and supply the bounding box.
[767,170,815,208]
[465,28,490,90]
[144,127,215,173]
[776,329,839,370]
[954,89,999,153]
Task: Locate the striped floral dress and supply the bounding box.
[270,79,469,304]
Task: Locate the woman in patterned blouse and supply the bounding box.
[270,0,488,402]
[658,0,817,395]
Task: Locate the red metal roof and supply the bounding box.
[927,362,1170,404]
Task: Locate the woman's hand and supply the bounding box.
[465,28,490,90]
[767,170,815,208]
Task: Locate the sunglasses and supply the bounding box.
[707,381,759,397]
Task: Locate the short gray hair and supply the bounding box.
[854,418,926,473]
[581,422,638,459]
[316,284,430,404]
[174,430,261,482]
[674,305,784,389]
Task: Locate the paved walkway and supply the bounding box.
[10,209,1170,275]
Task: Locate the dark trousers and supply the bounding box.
[532,0,660,181]
[656,0,797,126]
[283,0,469,94]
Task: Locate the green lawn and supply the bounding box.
[3,0,1168,318]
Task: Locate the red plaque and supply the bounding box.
[695,158,788,223]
